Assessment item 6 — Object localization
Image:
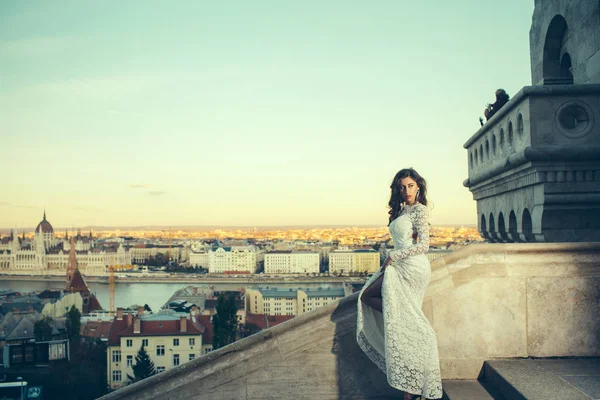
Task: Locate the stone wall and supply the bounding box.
[99,243,600,400]
[464,84,600,242]
[530,0,600,84]
[425,242,600,378]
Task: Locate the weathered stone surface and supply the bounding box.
[527,276,600,356]
[442,380,494,400]
[484,360,594,400]
[433,276,527,359]
[439,359,487,381]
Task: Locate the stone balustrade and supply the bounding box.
[464,84,600,242]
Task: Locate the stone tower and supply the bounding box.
[464,0,600,242]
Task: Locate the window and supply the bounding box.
[112,350,121,363]
[142,339,149,347]
[189,354,195,361]
[112,370,122,382]
[156,345,165,356]
[173,354,180,366]
[173,338,179,346]
[127,355,133,367]
[126,339,133,347]
[204,348,212,354]
[189,338,195,346]
[156,367,165,373]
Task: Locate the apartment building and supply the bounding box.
[245,287,345,317]
[264,251,320,274]
[208,245,258,274]
[328,249,379,274]
[107,308,212,390]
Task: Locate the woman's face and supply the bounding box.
[398,176,419,205]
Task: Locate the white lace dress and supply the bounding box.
[356,203,443,399]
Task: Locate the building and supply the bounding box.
[188,251,209,268]
[107,308,212,390]
[245,287,345,316]
[129,244,185,264]
[264,251,320,274]
[465,1,600,242]
[41,292,83,318]
[162,286,213,313]
[0,213,131,276]
[329,249,379,274]
[208,245,258,274]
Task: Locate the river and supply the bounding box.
[0,280,348,313]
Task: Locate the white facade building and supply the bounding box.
[0,213,131,277]
[245,287,346,316]
[189,252,209,268]
[208,245,258,274]
[329,249,380,274]
[264,251,320,275]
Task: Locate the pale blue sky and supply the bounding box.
[1,1,534,228]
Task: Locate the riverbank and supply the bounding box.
[0,274,366,285]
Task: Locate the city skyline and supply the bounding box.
[1,1,534,227]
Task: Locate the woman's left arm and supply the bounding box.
[388,205,430,261]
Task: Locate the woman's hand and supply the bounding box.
[381,257,392,271]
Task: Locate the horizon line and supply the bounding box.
[0,223,478,232]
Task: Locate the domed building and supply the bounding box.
[35,211,57,250]
[0,211,132,279]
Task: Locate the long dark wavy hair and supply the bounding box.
[388,168,428,225]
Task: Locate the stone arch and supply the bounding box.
[475,149,478,165]
[498,212,510,242]
[492,134,497,156]
[560,52,573,83]
[480,213,489,240]
[542,15,572,84]
[480,144,484,163]
[508,121,514,147]
[508,210,520,242]
[489,213,496,242]
[517,113,524,138]
[500,128,505,148]
[485,139,490,160]
[521,208,535,242]
[470,152,473,169]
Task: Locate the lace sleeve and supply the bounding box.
[389,204,430,261]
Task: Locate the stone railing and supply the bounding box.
[463,84,600,242]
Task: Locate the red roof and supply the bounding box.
[68,268,90,293]
[196,315,213,344]
[81,320,113,340]
[67,268,103,314]
[245,313,294,331]
[108,317,203,346]
[35,213,54,234]
[108,317,130,346]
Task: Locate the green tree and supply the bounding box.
[42,338,108,400]
[212,294,239,349]
[128,345,155,383]
[65,305,81,343]
[34,316,54,342]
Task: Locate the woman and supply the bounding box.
[356,168,443,400]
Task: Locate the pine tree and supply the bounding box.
[211,293,240,349]
[34,316,54,342]
[128,345,155,383]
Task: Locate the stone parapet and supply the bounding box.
[464,84,600,242]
